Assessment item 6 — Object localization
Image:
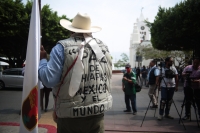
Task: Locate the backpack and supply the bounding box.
[135,82,142,92]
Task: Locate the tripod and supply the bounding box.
[160,75,186,130]
[140,80,159,127]
[178,77,200,128]
[141,67,163,127]
[141,67,186,130]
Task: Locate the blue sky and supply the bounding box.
[23,0,182,60]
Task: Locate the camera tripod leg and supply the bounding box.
[190,106,192,122]
[141,86,158,127]
[154,89,160,117]
[172,99,186,130]
[192,99,200,128]
[179,97,186,124]
[141,97,153,127]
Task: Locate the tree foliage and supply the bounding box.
[148,0,200,53]
[114,60,125,68]
[114,53,129,68]
[0,0,70,67]
[120,53,129,62]
[136,45,192,68]
[0,0,29,67]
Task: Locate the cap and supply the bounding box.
[125,64,131,68]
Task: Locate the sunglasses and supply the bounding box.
[125,67,130,69]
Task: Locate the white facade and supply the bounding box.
[129,12,152,67]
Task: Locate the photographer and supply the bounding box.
[147,60,160,109]
[182,57,200,120]
[158,57,179,120]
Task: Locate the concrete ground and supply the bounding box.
[0,73,200,133]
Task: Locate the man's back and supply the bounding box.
[39,13,112,133]
[52,36,113,118]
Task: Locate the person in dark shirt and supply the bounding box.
[141,66,147,87]
[182,58,200,120]
[136,67,141,80]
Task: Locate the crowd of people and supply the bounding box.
[122,57,200,122]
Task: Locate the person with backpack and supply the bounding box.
[147,60,160,109]
[122,64,137,115]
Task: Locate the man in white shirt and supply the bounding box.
[158,57,179,120]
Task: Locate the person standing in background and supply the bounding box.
[158,57,179,120]
[147,60,160,109]
[141,65,147,87]
[40,85,52,112]
[122,64,137,115]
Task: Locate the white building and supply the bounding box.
[129,12,152,68]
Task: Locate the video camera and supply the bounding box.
[185,71,192,79]
[158,61,165,68]
[185,70,192,75]
[165,69,176,78]
[157,60,176,78]
[185,71,198,80]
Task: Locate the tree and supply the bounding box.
[41,4,70,53]
[0,0,70,67]
[114,59,125,69]
[120,53,129,62]
[136,45,192,68]
[114,53,129,68]
[0,0,29,67]
[136,44,169,60]
[148,0,200,55]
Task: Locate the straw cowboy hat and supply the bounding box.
[60,13,101,33]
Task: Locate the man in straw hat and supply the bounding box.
[39,13,112,133]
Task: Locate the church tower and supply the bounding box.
[129,23,140,67]
[129,10,151,67]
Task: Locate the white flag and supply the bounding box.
[19,0,40,132]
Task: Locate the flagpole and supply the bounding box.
[38,0,42,120]
[39,0,41,44]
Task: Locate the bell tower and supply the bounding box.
[129,9,151,67]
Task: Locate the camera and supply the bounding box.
[185,71,192,79]
[165,69,175,78]
[185,71,198,80]
[158,61,165,68]
[185,70,192,74]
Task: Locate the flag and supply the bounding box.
[19,0,40,132]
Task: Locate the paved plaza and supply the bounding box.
[0,73,200,133]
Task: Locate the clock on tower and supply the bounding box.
[141,26,145,30]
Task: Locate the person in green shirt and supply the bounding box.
[122,64,137,115]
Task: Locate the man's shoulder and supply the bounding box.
[185,65,192,70]
[130,71,136,76]
[57,38,75,47]
[152,66,159,71]
[168,66,178,74]
[94,38,108,48]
